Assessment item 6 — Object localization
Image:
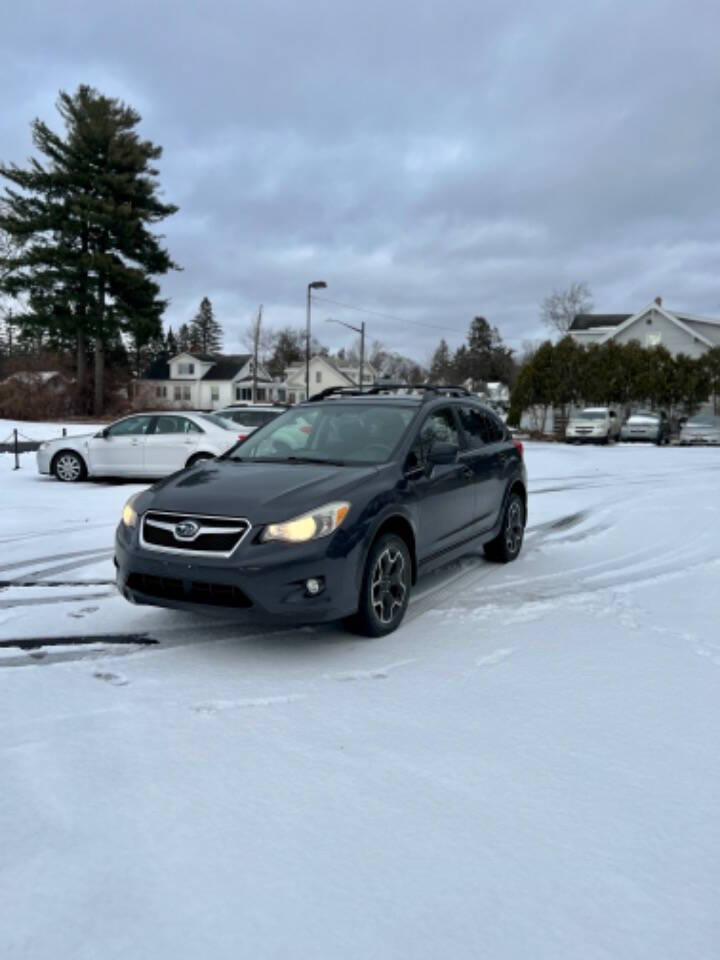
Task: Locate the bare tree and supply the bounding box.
[541,282,593,335]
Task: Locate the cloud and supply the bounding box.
[2,0,720,360]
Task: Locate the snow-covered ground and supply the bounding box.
[1,442,719,959]
[0,417,106,444]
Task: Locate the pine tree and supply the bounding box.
[165,325,178,357]
[0,85,178,414]
[177,323,191,353]
[267,327,305,379]
[429,338,452,382]
[189,296,222,355]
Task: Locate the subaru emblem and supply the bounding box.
[175,520,200,540]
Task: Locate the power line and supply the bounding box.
[311,294,530,345]
[311,295,467,334]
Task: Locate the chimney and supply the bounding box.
[654,296,662,307]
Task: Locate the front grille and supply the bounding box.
[127,572,252,608]
[140,511,251,557]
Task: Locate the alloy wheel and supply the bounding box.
[371,545,407,625]
[56,454,82,482]
[505,499,524,555]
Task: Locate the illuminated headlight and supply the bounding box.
[262,501,350,544]
[121,493,141,528]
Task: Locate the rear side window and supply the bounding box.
[459,405,504,445]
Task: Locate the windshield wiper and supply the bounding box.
[283,456,348,466]
[228,455,347,466]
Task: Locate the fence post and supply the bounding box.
[13,428,20,470]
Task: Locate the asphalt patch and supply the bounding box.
[0,634,158,650]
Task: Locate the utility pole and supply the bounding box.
[306,281,327,400]
[252,304,262,404]
[326,318,366,390]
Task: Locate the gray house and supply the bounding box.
[569,298,720,358]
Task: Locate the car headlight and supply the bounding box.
[261,501,350,544]
[121,493,141,528]
[39,442,50,450]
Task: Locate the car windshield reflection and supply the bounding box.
[228,403,416,465]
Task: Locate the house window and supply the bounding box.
[182,385,191,401]
[177,362,195,375]
[155,386,163,398]
[236,387,252,401]
[257,388,266,401]
[276,388,287,402]
[211,386,219,402]
[315,371,322,384]
[646,332,661,347]
[174,386,181,401]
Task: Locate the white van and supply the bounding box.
[565,407,621,444]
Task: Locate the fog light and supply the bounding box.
[305,577,323,596]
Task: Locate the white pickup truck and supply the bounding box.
[565,407,622,444]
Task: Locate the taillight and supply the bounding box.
[237,433,247,442]
[513,439,524,458]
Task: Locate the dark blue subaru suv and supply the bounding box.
[115,386,527,636]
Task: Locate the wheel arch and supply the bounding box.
[185,451,216,468]
[367,513,418,584]
[507,478,527,522]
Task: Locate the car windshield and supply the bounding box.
[629,412,658,421]
[227,403,417,464]
[200,413,236,431]
[576,411,607,420]
[687,413,720,426]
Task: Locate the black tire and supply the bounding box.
[484,491,525,563]
[52,450,87,483]
[186,453,214,468]
[345,533,412,637]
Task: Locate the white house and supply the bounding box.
[284,355,377,403]
[569,298,720,358]
[137,352,286,409]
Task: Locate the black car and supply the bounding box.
[115,386,527,636]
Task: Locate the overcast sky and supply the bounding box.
[3,0,720,362]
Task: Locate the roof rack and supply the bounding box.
[306,383,472,403]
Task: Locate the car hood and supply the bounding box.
[46,431,96,445]
[145,458,381,523]
[568,419,605,427]
[682,423,720,434]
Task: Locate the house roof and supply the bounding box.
[598,303,715,348]
[200,355,252,380]
[141,357,171,380]
[569,314,631,331]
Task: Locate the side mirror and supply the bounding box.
[95,427,110,439]
[427,441,459,465]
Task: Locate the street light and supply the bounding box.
[306,281,327,399]
[326,317,366,390]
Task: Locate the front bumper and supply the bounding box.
[36,448,52,474]
[115,522,363,623]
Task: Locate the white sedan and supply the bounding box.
[37,412,240,482]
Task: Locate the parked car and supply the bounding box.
[37,411,239,482]
[620,410,670,445]
[565,407,622,444]
[216,404,287,440]
[679,412,720,445]
[116,387,527,637]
